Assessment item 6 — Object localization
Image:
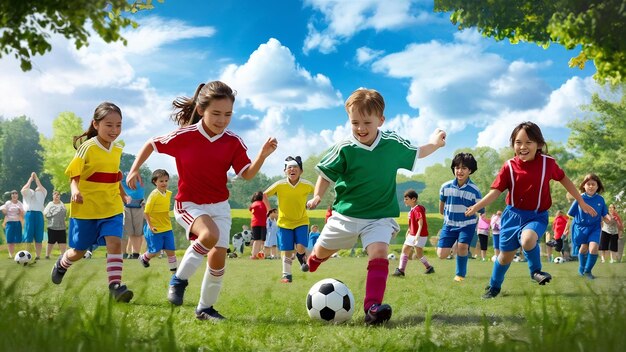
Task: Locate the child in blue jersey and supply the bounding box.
[307,224,320,253]
[437,153,483,282]
[139,169,178,272]
[466,122,596,299]
[306,88,446,325]
[567,173,611,279]
[51,102,133,302]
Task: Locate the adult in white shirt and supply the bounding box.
[21,172,47,260]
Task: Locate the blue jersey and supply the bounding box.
[122,173,145,208]
[568,193,608,228]
[440,178,483,229]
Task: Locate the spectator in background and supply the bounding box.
[1,190,24,258]
[122,171,145,259]
[22,172,47,260]
[43,190,67,259]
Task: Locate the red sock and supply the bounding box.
[307,254,328,272]
[364,258,389,312]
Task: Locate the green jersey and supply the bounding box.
[316,130,419,219]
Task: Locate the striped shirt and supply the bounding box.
[440,178,483,229]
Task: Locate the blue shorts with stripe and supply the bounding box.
[144,225,176,253]
[69,214,124,250]
[572,224,601,248]
[438,224,477,248]
[277,225,309,251]
[499,205,548,252]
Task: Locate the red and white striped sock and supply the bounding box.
[168,255,177,272]
[176,240,210,280]
[106,253,123,285]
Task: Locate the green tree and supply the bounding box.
[227,172,275,209]
[548,141,578,214]
[0,0,162,71]
[301,152,335,209]
[567,90,626,202]
[0,116,49,194]
[40,112,83,193]
[435,0,626,84]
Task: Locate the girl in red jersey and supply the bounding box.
[127,81,277,320]
[249,191,267,259]
[466,121,596,298]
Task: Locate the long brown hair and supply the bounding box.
[171,81,236,126]
[73,102,122,149]
[509,121,548,155]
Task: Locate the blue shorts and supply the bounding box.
[5,221,22,243]
[69,214,124,251]
[23,211,44,243]
[499,205,548,252]
[572,224,601,248]
[277,225,309,251]
[492,234,500,250]
[144,225,176,253]
[438,224,477,248]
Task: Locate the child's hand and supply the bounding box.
[465,205,477,217]
[307,195,321,210]
[430,128,447,148]
[578,201,597,217]
[124,195,132,204]
[260,137,278,158]
[126,170,142,190]
[72,191,83,204]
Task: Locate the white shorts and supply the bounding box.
[403,235,428,248]
[477,229,489,236]
[317,212,400,250]
[174,200,231,248]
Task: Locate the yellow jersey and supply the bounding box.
[144,189,173,233]
[265,178,314,229]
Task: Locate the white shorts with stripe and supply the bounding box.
[318,211,400,250]
[174,200,231,249]
[403,234,428,248]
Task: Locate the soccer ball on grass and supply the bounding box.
[14,250,32,266]
[387,253,397,260]
[553,256,564,264]
[306,278,355,323]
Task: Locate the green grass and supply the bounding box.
[1,249,625,351]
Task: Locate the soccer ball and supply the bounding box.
[553,256,564,264]
[387,253,397,260]
[491,255,498,262]
[14,250,32,266]
[232,233,244,254]
[83,250,93,259]
[242,230,252,246]
[513,255,521,262]
[306,278,355,323]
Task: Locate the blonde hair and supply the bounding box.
[345,88,384,118]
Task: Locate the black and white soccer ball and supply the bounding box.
[83,250,93,259]
[14,250,32,266]
[242,230,252,246]
[553,256,564,264]
[306,278,355,323]
[387,253,397,260]
[232,233,244,254]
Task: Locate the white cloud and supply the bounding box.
[356,46,384,65]
[303,0,436,54]
[220,38,343,111]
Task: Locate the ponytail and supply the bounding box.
[171,81,236,127]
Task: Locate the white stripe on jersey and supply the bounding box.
[154,124,197,144]
[445,218,478,228]
[442,186,482,202]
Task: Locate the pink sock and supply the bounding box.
[364,258,389,312]
[399,254,408,271]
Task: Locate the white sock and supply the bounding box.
[197,266,224,310]
[176,241,209,280]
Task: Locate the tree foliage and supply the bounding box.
[0,0,162,71]
[40,112,83,193]
[435,0,626,84]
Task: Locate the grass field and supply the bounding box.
[1,247,625,351]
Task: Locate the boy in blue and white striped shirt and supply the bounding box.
[437,153,483,282]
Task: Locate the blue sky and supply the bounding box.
[0,0,611,177]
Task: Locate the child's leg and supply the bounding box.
[164,249,177,272]
[415,245,432,269]
[399,245,411,272]
[307,244,334,272]
[489,250,515,289]
[455,242,469,278]
[578,244,589,275]
[282,250,295,277]
[364,242,389,312]
[197,248,226,311]
[176,215,218,280]
[521,230,542,275]
[584,241,599,274]
[104,236,124,285]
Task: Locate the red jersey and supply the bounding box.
[491,154,564,212]
[249,200,267,227]
[152,122,251,204]
[408,205,428,237]
[552,215,568,239]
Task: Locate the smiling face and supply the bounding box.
[94,112,122,148]
[348,107,384,146]
[453,165,471,186]
[198,98,233,137]
[52,191,60,203]
[10,191,18,202]
[513,128,540,162]
[155,175,169,192]
[583,179,598,196]
[285,165,302,184]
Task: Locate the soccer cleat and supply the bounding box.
[584,272,596,280]
[482,285,501,299]
[109,283,134,303]
[391,268,405,277]
[280,274,293,283]
[453,275,465,282]
[196,306,226,321]
[35,256,40,261]
[425,266,435,274]
[364,303,392,325]
[167,274,188,306]
[532,270,552,285]
[51,255,66,284]
[139,255,150,268]
[301,263,310,272]
[546,240,557,248]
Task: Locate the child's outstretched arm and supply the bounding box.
[418,129,446,158]
[127,140,155,190]
[70,176,83,204]
[306,176,330,210]
[241,137,278,180]
[465,189,502,216]
[559,175,597,217]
